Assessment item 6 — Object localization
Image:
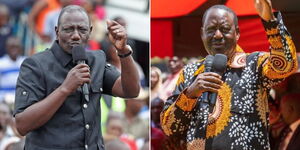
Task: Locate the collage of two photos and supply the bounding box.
[0,0,300,150]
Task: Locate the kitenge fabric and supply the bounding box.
[160,12,298,150]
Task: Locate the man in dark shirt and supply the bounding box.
[13,5,140,150]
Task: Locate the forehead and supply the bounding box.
[203,8,234,26]
[60,11,89,27]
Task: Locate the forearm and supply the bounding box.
[161,89,197,137]
[15,86,69,136]
[119,55,140,98]
[261,12,298,79]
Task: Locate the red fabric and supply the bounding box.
[88,40,100,51]
[238,17,269,53]
[151,0,206,18]
[151,20,173,58]
[120,136,138,150]
[226,0,258,16]
[151,127,166,150]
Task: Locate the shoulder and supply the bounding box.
[184,59,205,75]
[22,50,52,67]
[86,50,106,61]
[180,59,204,84]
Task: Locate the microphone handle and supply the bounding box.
[201,67,212,103]
[208,93,217,113]
[77,60,90,102]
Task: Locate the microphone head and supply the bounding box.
[204,55,214,71]
[212,54,227,75]
[72,45,87,62]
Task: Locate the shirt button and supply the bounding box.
[83,104,88,109]
[22,91,27,95]
[85,124,90,130]
[85,144,88,150]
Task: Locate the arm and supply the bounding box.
[106,20,140,98]
[255,0,298,87]
[15,58,90,136]
[28,0,47,34]
[160,65,223,137]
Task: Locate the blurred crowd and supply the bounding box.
[0,0,149,150]
[150,55,300,150]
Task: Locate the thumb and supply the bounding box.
[106,19,113,27]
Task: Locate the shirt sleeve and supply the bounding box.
[102,63,120,95]
[160,68,199,137]
[257,12,298,88]
[14,57,46,116]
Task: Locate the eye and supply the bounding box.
[206,27,216,34]
[63,27,73,33]
[221,27,230,33]
[79,28,88,33]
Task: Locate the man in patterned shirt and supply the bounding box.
[160,0,298,149]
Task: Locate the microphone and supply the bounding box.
[208,54,227,113]
[201,55,215,105]
[72,45,89,102]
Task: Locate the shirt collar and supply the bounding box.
[227,45,246,68]
[51,41,72,67]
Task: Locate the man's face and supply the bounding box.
[168,56,183,74]
[151,99,164,124]
[55,11,92,53]
[201,8,240,58]
[6,38,22,61]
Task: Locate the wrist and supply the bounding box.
[117,45,133,58]
[58,85,72,96]
[184,88,200,99]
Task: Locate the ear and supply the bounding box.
[201,27,205,40]
[55,26,58,40]
[89,26,93,34]
[235,26,240,41]
[88,26,93,40]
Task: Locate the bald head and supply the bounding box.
[57,5,91,28]
[202,5,238,27]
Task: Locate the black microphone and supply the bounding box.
[72,45,89,102]
[208,54,227,113]
[201,55,214,105]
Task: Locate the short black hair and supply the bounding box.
[202,5,238,27]
[57,5,91,28]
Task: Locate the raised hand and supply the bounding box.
[106,20,128,54]
[254,0,276,21]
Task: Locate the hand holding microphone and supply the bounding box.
[185,56,223,99]
[60,45,90,101]
[185,54,227,113]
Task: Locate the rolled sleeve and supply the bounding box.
[102,63,120,95]
[14,57,46,116]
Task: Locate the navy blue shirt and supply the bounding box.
[14,41,120,150]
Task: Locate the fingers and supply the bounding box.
[106,20,126,38]
[72,64,91,84]
[195,72,224,92]
[202,72,223,84]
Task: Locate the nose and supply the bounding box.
[213,29,223,39]
[71,30,80,41]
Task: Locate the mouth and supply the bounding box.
[69,42,81,47]
[211,43,225,50]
